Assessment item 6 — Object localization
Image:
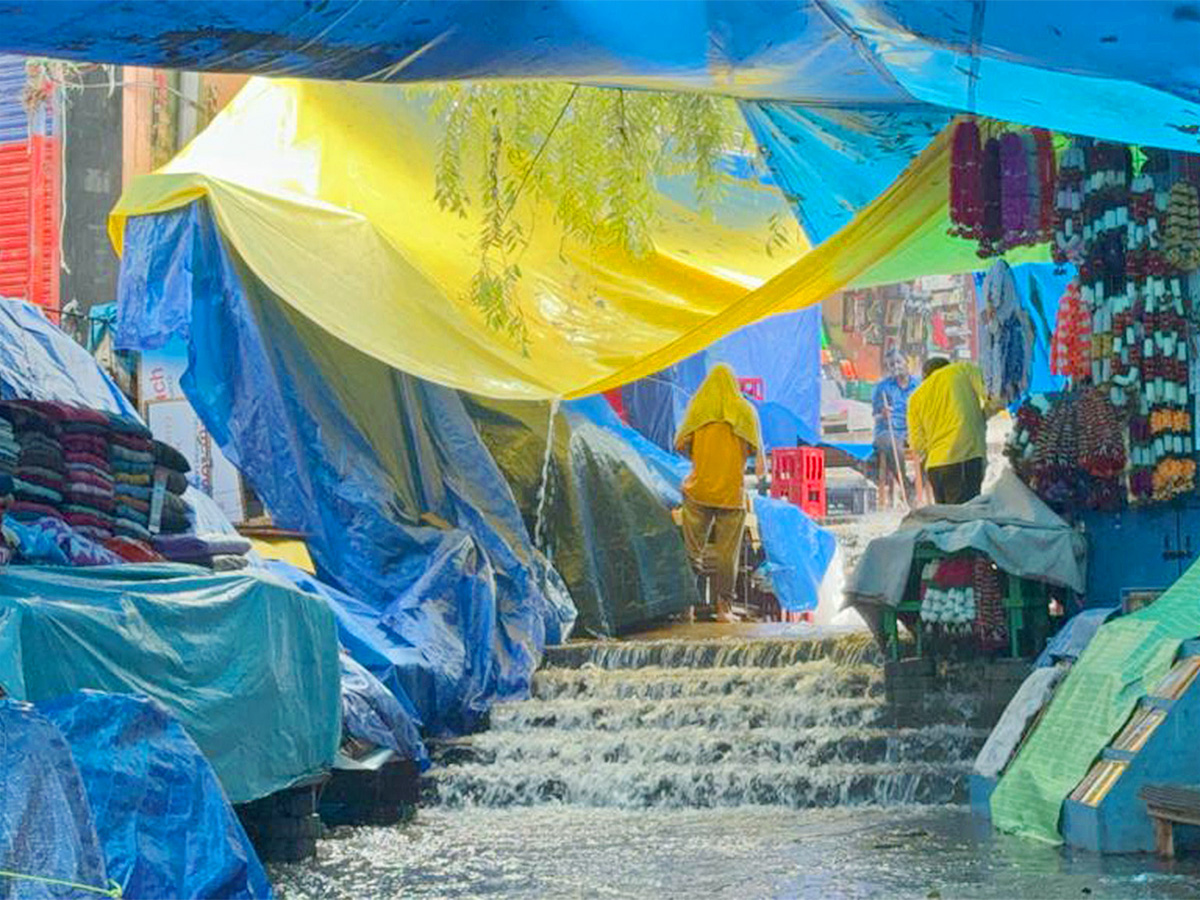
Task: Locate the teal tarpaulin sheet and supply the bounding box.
[0,564,342,805]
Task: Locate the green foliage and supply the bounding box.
[421,83,755,349]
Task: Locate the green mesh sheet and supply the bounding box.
[990,559,1200,842]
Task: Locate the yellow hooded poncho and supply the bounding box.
[676,364,762,451]
[675,365,762,509]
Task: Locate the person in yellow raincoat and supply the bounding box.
[674,364,764,622]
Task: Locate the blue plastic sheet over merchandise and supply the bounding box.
[265,559,429,768]
[40,692,271,900]
[753,495,838,612]
[0,699,109,900]
[0,564,341,805]
[0,297,137,418]
[118,201,575,733]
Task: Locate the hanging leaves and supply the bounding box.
[420,83,752,351]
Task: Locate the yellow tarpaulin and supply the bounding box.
[111,79,1042,399]
[111,78,807,400]
[249,537,314,574]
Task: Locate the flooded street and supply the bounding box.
[269,634,1199,898]
[271,806,1200,899]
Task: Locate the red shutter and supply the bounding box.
[0,56,60,315]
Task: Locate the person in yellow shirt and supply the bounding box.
[908,357,994,505]
[675,364,763,622]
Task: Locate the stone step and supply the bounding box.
[428,724,987,769]
[487,694,892,733]
[542,634,881,671]
[423,760,971,809]
[531,660,882,703]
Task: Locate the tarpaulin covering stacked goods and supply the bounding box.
[41,692,271,899]
[0,699,109,900]
[117,203,576,732]
[0,298,137,417]
[0,564,341,804]
[463,395,698,636]
[991,560,1200,843]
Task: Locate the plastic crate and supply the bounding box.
[738,377,764,401]
[770,446,826,519]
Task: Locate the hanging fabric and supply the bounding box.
[980,259,1035,406]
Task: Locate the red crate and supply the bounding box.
[770,446,826,519]
[738,377,764,402]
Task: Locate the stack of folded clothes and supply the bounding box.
[3,402,66,522]
[58,406,116,543]
[0,409,18,476]
[106,414,155,542]
[152,439,192,534]
[152,532,253,570]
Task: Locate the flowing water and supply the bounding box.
[271,636,1200,898]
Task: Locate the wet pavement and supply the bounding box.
[270,806,1200,899]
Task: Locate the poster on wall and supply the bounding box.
[139,339,245,524]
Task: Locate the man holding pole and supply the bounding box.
[872,348,917,509]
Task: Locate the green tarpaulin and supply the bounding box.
[990,560,1200,842]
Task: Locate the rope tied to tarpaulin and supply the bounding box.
[0,870,122,898]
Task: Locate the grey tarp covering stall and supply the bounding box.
[844,471,1086,634]
[463,395,699,636]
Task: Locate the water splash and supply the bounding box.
[532,396,560,555]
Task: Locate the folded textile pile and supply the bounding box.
[1,402,66,523]
[106,413,155,542]
[152,532,252,570]
[58,405,117,543]
[153,439,192,535]
[0,412,18,476]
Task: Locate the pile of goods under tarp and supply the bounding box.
[954,118,1200,508]
[917,551,1008,652]
[1006,388,1127,512]
[0,400,250,569]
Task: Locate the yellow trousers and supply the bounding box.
[681,496,746,606]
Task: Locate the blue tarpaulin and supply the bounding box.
[8,2,1200,253]
[117,201,575,732]
[40,692,271,900]
[4,3,1200,152]
[670,309,822,452]
[0,297,137,418]
[264,559,429,768]
[0,564,342,805]
[741,102,952,243]
[974,262,1076,402]
[338,654,429,769]
[753,495,838,612]
[0,699,109,900]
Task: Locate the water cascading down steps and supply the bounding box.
[425,636,987,810]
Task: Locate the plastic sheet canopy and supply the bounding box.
[111,77,803,401]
